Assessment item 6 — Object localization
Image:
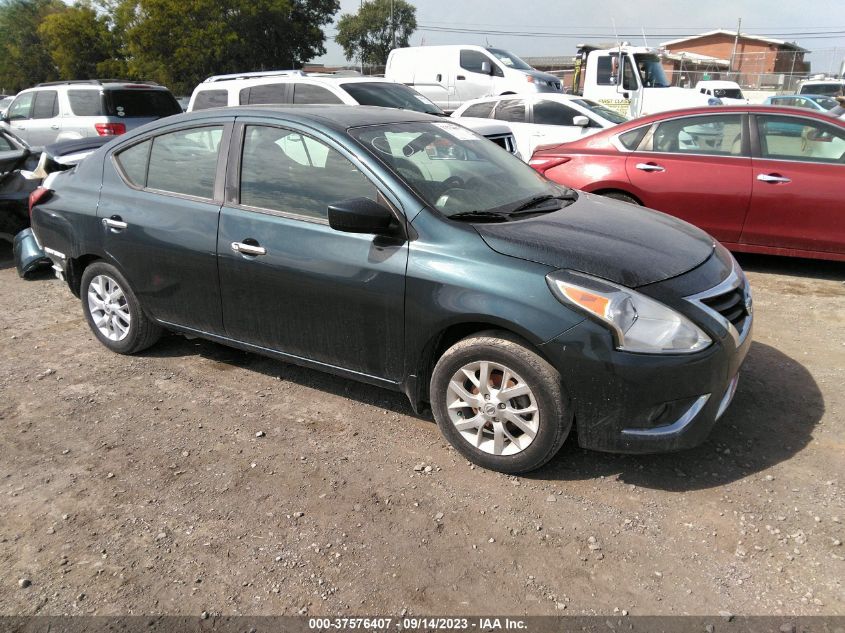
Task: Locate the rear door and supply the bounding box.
[741,114,845,256]
[217,120,407,380]
[624,113,752,242]
[491,98,529,156]
[98,122,231,334]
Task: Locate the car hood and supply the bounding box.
[527,70,562,87]
[472,192,715,287]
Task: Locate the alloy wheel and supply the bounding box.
[87,274,131,342]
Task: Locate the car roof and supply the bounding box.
[613,104,844,127]
[695,80,740,87]
[195,75,396,90]
[459,94,580,108]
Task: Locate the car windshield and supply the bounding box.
[349,121,571,220]
[104,89,182,118]
[634,54,670,88]
[487,48,534,71]
[800,83,845,96]
[713,88,744,99]
[811,96,838,110]
[340,82,444,116]
[572,98,629,124]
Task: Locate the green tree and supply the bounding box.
[38,2,119,80]
[0,0,66,92]
[118,0,339,94]
[335,0,416,69]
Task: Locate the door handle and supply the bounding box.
[436,74,442,82]
[102,217,127,230]
[757,173,791,184]
[635,162,665,172]
[51,124,60,130]
[456,75,466,80]
[231,241,266,256]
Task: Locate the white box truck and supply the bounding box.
[385,45,562,112]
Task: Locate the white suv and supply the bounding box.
[0,80,182,145]
[187,71,518,155]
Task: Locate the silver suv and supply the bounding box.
[0,80,182,145]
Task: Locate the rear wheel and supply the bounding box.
[80,262,162,354]
[600,191,640,205]
[430,331,571,473]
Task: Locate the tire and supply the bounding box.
[600,191,640,205]
[80,262,162,354]
[430,331,571,474]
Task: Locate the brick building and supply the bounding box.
[660,29,809,89]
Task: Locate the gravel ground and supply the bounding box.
[0,242,843,617]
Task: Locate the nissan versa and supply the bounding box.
[26,106,753,473]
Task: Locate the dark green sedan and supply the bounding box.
[27,105,752,473]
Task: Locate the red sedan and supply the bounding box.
[529,105,845,261]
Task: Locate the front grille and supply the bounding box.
[701,286,748,330]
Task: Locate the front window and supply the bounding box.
[572,98,629,124]
[634,54,670,88]
[7,93,34,121]
[486,48,533,71]
[809,96,838,110]
[756,116,845,164]
[349,121,571,220]
[340,82,443,116]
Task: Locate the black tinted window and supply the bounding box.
[533,100,577,126]
[461,102,495,118]
[244,83,288,105]
[32,90,58,119]
[596,56,614,85]
[339,82,441,115]
[68,90,104,116]
[192,90,229,111]
[115,140,151,187]
[106,90,181,117]
[460,50,491,74]
[493,99,526,123]
[240,125,377,220]
[147,127,223,198]
[292,84,343,104]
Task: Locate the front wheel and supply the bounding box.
[430,331,571,474]
[80,262,162,354]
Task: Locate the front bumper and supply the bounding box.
[539,254,753,453]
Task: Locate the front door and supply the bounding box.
[741,114,845,255]
[3,93,35,142]
[217,122,407,380]
[625,113,752,242]
[456,49,495,104]
[98,123,229,334]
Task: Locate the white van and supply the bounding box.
[798,79,845,97]
[694,80,749,105]
[385,45,562,112]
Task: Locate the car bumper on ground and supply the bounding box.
[13,228,50,277]
[540,310,752,454]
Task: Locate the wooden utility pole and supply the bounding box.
[730,18,742,80]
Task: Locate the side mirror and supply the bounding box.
[480,61,492,75]
[0,112,9,124]
[572,115,590,127]
[328,197,395,235]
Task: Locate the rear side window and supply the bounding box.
[241,83,288,105]
[461,102,495,118]
[460,50,491,74]
[292,84,343,104]
[493,99,526,123]
[106,89,182,118]
[533,100,578,126]
[192,90,229,111]
[146,126,224,199]
[652,114,744,156]
[618,127,648,150]
[32,90,59,119]
[115,140,151,187]
[68,90,104,116]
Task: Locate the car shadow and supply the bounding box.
[0,241,13,271]
[143,333,425,420]
[734,252,845,281]
[532,341,824,491]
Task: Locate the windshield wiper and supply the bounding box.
[507,193,576,215]
[448,210,509,222]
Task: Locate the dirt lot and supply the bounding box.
[0,242,843,617]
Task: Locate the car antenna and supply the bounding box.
[641,27,650,48]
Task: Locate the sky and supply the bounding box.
[314,0,845,75]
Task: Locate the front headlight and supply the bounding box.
[546,270,712,354]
